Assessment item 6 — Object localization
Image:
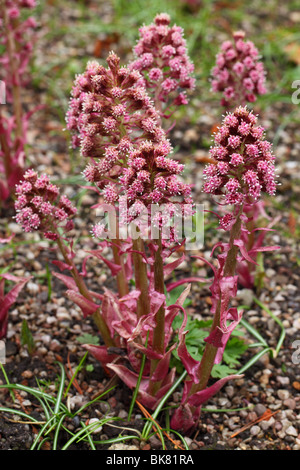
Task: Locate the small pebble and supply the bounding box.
[149,436,162,449]
[108,444,139,450]
[286,426,298,437]
[118,409,128,419]
[26,281,39,295]
[260,417,275,431]
[227,417,240,431]
[247,411,258,422]
[277,389,290,400]
[254,404,267,416]
[225,385,235,398]
[50,339,61,351]
[21,370,34,379]
[87,418,103,434]
[250,425,261,436]
[277,376,290,386]
[283,398,296,410]
[22,400,32,407]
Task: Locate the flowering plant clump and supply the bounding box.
[211,31,267,110]
[18,49,195,407]
[210,32,274,288]
[11,13,280,436]
[129,13,195,122]
[170,107,279,434]
[0,0,37,202]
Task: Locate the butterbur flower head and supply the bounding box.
[15,170,77,236]
[203,106,276,205]
[129,13,195,114]
[67,52,171,203]
[211,31,267,109]
[119,139,192,225]
[68,51,192,227]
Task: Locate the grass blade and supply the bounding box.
[0,406,39,422]
[53,413,67,450]
[253,297,286,356]
[240,318,268,347]
[54,362,66,415]
[237,347,272,374]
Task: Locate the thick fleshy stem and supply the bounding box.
[187,205,243,398]
[108,210,129,298]
[149,230,166,395]
[132,236,150,319]
[112,240,129,298]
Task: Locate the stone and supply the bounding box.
[250,425,260,436]
[254,404,267,416]
[108,444,140,450]
[277,376,290,386]
[293,318,300,330]
[118,409,128,419]
[26,281,39,295]
[227,417,240,431]
[50,339,62,352]
[277,389,290,400]
[283,398,296,410]
[286,426,298,437]
[237,289,253,306]
[87,418,103,434]
[21,370,34,379]
[225,385,235,398]
[260,417,275,431]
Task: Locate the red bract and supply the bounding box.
[0,272,31,339]
[129,13,195,121]
[84,283,191,409]
[211,31,267,109]
[236,202,281,288]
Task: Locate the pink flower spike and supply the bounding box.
[211,31,267,108]
[203,106,276,204]
[128,14,194,116]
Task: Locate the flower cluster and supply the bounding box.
[66,52,192,227]
[66,52,163,152]
[129,13,195,116]
[67,53,163,195]
[203,106,276,205]
[120,139,192,222]
[211,31,267,109]
[14,169,77,238]
[0,0,37,102]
